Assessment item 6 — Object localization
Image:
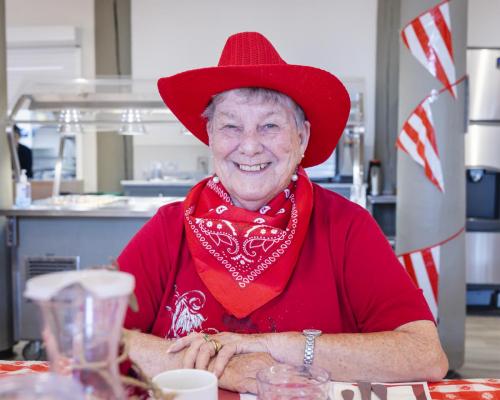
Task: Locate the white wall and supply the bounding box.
[468,0,500,47]
[5,0,95,77]
[5,0,97,192]
[131,0,378,178]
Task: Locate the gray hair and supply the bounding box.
[202,88,307,131]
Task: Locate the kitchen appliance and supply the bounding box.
[465,48,500,308]
[306,91,366,206]
[367,159,382,196]
[306,92,365,183]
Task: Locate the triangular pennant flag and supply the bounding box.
[399,244,441,320]
[397,98,445,192]
[401,0,457,98]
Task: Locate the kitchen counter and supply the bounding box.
[2,195,187,342]
[121,178,201,197]
[121,179,359,199]
[0,195,183,218]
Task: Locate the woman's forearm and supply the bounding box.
[155,320,448,383]
[124,329,182,378]
[124,329,276,394]
[265,321,448,382]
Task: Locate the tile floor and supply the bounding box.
[457,315,500,378]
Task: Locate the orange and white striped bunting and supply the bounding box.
[399,245,440,320]
[401,0,457,98]
[396,98,444,192]
[397,227,464,321]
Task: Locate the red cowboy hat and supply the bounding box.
[157,32,350,168]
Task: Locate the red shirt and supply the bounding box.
[118,184,433,338]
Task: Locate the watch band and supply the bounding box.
[302,329,322,367]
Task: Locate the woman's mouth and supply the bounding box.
[235,162,271,172]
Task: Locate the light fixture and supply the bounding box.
[58,109,82,135]
[119,109,147,135]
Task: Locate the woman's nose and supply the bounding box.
[238,128,264,155]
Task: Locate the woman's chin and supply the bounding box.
[230,189,275,210]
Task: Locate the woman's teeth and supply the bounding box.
[238,163,270,172]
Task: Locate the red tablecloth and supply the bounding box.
[1,360,499,399]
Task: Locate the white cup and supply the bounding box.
[152,369,218,400]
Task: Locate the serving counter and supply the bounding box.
[0,196,183,355]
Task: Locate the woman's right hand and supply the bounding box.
[215,352,276,394]
[167,332,270,376]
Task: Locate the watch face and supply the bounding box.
[303,329,322,337]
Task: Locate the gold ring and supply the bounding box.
[202,333,210,342]
[209,339,223,355]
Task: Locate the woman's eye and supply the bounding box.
[263,123,279,130]
[223,124,238,130]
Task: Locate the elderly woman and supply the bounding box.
[118,32,448,393]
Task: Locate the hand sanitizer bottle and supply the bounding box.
[15,169,32,207]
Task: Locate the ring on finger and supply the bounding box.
[209,339,223,355]
[202,333,211,342]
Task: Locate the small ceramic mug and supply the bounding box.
[152,369,218,400]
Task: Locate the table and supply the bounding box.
[1,361,499,399]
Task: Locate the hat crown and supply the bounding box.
[218,32,286,67]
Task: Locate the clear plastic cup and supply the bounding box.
[24,270,135,400]
[256,364,330,399]
[0,373,85,400]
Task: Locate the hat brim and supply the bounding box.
[157,64,350,168]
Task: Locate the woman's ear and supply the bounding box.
[299,121,311,154]
[206,121,212,145]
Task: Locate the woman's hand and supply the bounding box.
[167,332,271,377]
[216,352,276,394]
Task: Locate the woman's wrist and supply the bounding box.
[265,332,304,365]
[125,329,183,377]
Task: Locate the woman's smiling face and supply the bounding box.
[207,90,310,211]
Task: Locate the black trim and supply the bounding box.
[466,218,500,232]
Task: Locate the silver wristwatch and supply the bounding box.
[302,329,322,367]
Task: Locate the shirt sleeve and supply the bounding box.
[117,208,174,333]
[343,209,435,333]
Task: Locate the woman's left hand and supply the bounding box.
[167,332,271,377]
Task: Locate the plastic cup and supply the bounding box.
[256,364,330,399]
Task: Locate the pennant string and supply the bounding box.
[401,0,457,97]
[397,226,465,257]
[400,74,467,127]
[434,74,466,98]
[402,0,453,27]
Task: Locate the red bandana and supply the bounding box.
[183,168,313,318]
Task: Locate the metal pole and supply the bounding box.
[397,0,467,371]
[8,95,31,182]
[52,134,66,197]
[6,127,20,182]
[374,0,401,195]
[0,0,14,353]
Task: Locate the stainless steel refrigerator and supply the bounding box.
[466,48,500,307]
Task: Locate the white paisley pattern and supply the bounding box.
[207,179,232,203]
[185,186,299,288]
[166,288,207,338]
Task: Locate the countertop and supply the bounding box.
[121,178,200,187]
[0,195,184,218]
[0,192,398,219]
